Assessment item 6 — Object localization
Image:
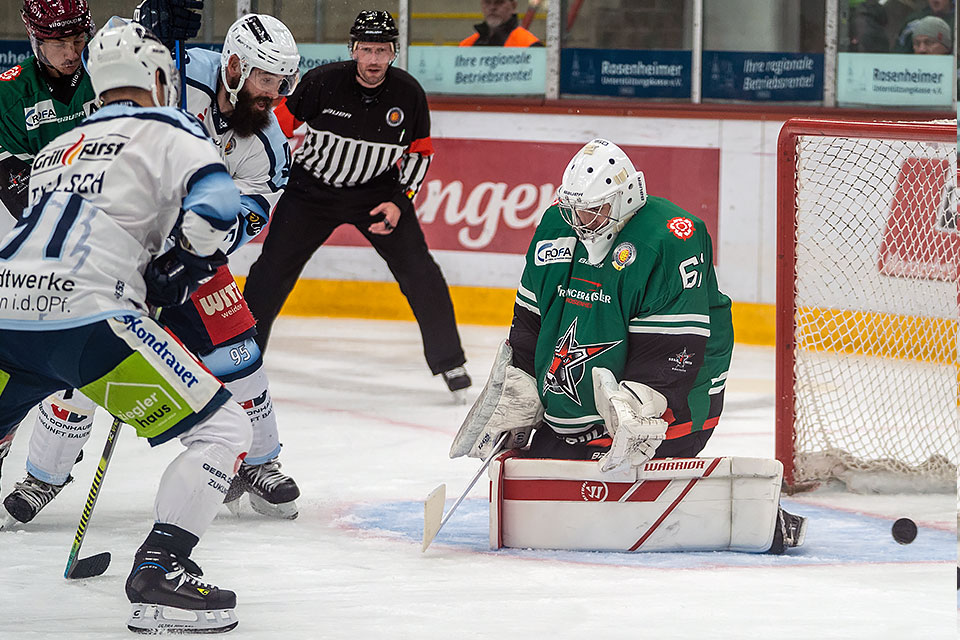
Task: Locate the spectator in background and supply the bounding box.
[908,15,953,53]
[893,0,955,52]
[883,0,924,47]
[460,0,542,47]
[849,0,889,52]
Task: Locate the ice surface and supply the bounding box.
[0,318,955,639]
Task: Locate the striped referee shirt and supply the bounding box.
[275,61,433,208]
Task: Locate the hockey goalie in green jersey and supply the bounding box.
[450,138,806,554]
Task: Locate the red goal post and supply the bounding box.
[775,117,958,492]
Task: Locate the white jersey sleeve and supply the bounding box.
[185,47,291,253]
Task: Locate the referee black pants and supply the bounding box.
[243,192,466,375]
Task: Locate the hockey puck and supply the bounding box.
[891,518,917,545]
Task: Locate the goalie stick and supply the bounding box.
[64,417,122,579]
[422,432,508,552]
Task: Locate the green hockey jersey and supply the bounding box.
[509,196,733,441]
[0,58,96,216]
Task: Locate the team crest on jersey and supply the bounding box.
[535,237,577,266]
[611,242,636,271]
[224,137,236,155]
[668,348,695,372]
[0,65,22,81]
[544,318,621,406]
[667,216,695,240]
[385,107,404,127]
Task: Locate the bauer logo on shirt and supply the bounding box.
[386,107,404,127]
[535,237,577,266]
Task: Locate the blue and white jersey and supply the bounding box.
[0,104,239,329]
[186,48,291,253]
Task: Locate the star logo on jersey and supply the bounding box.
[544,318,621,406]
[668,348,695,372]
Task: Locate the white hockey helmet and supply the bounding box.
[85,19,178,107]
[221,14,300,106]
[557,139,647,264]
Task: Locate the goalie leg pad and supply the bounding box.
[489,455,784,553]
[450,340,543,459]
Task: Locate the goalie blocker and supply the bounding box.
[489,454,783,553]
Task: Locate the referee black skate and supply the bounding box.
[242,10,471,400]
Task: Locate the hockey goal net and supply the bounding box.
[776,118,958,492]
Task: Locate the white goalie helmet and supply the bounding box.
[221,13,300,106]
[557,139,647,264]
[85,19,178,107]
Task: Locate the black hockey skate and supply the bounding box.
[224,458,300,520]
[441,366,472,403]
[1,472,72,528]
[125,545,238,634]
[768,507,807,554]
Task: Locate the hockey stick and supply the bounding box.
[174,40,187,110]
[64,417,122,579]
[422,432,508,552]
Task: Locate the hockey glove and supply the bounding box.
[592,368,669,473]
[143,243,227,309]
[450,340,543,459]
[134,0,203,53]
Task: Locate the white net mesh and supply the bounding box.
[787,122,958,492]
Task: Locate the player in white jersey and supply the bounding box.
[2,13,304,525]
[0,21,249,633]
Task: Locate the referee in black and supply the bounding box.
[243,10,471,397]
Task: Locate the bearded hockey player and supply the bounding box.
[451,138,806,553]
[1,11,303,525]
[0,21,250,632]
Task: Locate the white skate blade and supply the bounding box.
[248,493,298,520]
[224,496,244,517]
[128,603,238,634]
[450,389,469,405]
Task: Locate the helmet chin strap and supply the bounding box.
[220,59,250,107]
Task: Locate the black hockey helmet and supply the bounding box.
[349,10,398,45]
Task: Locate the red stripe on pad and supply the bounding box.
[502,478,670,502]
[629,456,723,550]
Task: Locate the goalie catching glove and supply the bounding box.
[592,368,668,473]
[144,240,227,308]
[450,340,544,459]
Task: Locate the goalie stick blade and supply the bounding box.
[65,551,111,579]
[421,484,446,552]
